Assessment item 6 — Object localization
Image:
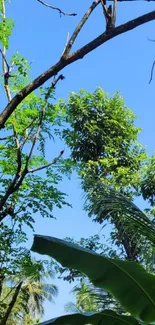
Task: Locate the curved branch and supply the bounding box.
[0,9,155,128]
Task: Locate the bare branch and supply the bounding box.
[1,10,155,128]
[0,48,9,71]
[37,0,77,16]
[113,0,117,25]
[147,37,155,42]
[62,0,101,57]
[101,0,113,30]
[28,150,64,173]
[149,60,155,84]
[61,32,70,56]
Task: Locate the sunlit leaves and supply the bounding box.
[0,17,14,49]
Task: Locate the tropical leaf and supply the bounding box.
[37,310,140,325]
[85,182,155,244]
[31,235,155,323]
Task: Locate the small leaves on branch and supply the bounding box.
[28,150,65,173]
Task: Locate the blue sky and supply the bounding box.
[1,0,155,321]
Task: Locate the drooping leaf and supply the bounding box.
[37,310,140,325]
[31,235,155,323]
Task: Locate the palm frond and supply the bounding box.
[71,282,123,314]
[85,182,155,245]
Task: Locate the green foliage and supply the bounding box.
[84,182,155,244]
[0,52,70,274]
[141,154,155,206]
[32,235,155,323]
[61,88,146,193]
[58,88,155,265]
[37,310,140,325]
[58,234,119,283]
[0,17,14,49]
[66,281,122,314]
[0,58,70,293]
[0,1,155,323]
[0,4,70,322]
[0,256,57,323]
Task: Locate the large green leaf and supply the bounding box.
[31,235,155,323]
[37,310,139,325]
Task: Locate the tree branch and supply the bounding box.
[62,0,101,57]
[37,0,77,16]
[24,74,65,172]
[28,150,64,173]
[0,9,155,128]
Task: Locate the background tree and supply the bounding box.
[59,88,153,261]
[54,88,155,311]
[0,256,58,324]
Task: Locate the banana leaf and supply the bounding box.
[37,310,139,325]
[31,235,155,323]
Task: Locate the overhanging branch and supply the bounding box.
[0,9,155,128]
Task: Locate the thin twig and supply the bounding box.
[61,33,70,56]
[62,0,101,57]
[24,113,44,172]
[28,150,64,173]
[37,0,77,17]
[147,37,155,42]
[0,135,13,140]
[0,48,9,71]
[149,60,155,84]
[25,74,65,171]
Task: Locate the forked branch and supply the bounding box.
[0,6,155,129]
[62,0,101,57]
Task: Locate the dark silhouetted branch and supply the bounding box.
[149,60,155,83]
[37,0,77,16]
[0,9,155,129]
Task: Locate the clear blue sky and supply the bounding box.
[2,0,155,321]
